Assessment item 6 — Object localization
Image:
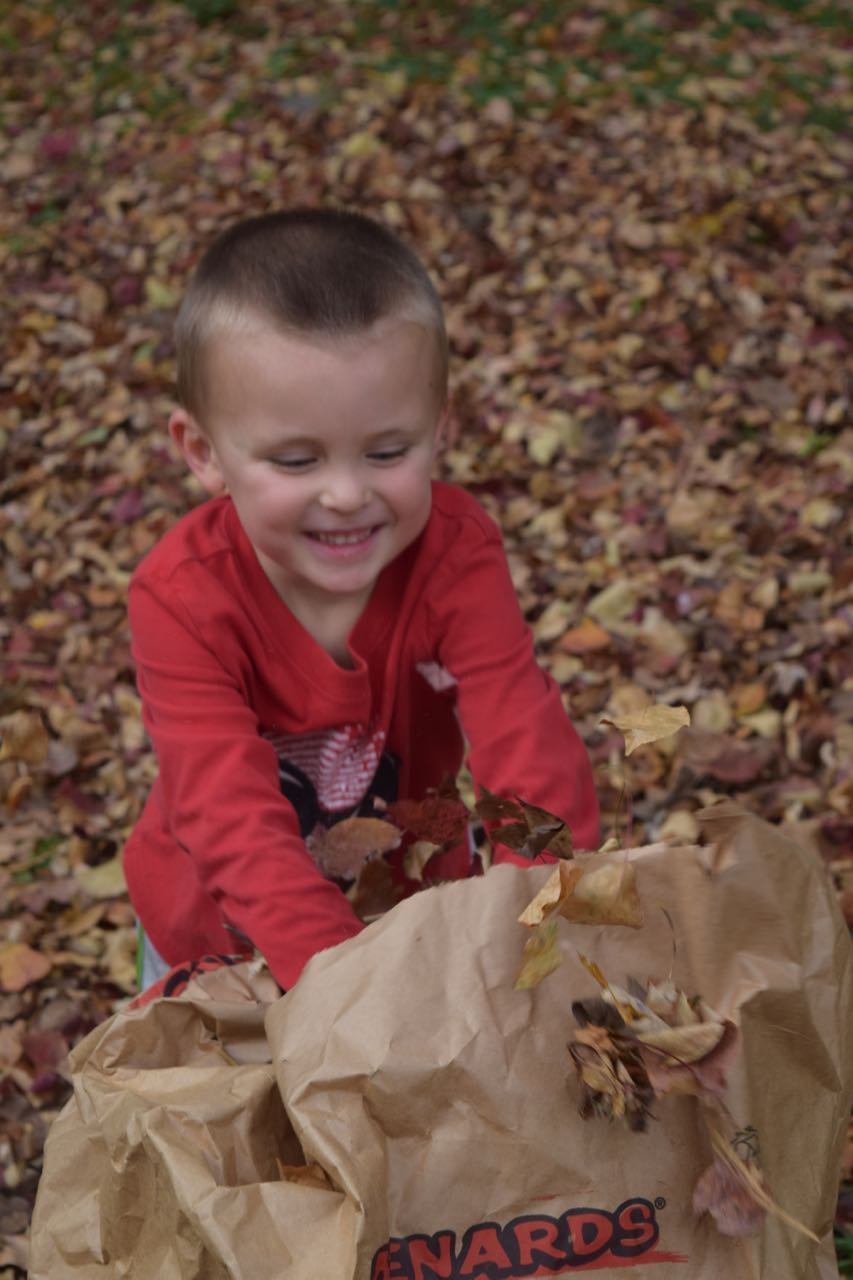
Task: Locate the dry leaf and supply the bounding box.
[559,618,611,654]
[568,1010,656,1131]
[636,1020,726,1065]
[346,858,402,922]
[518,863,584,927]
[74,856,127,900]
[403,840,441,882]
[475,786,523,822]
[601,704,691,755]
[0,711,50,765]
[309,818,401,880]
[559,862,644,929]
[0,943,51,992]
[514,919,563,989]
[642,1021,740,1098]
[276,1160,334,1191]
[480,790,575,860]
[692,1156,767,1237]
[701,1119,819,1243]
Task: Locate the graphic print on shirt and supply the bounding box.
[263,723,399,853]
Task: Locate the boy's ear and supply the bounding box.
[434,399,456,450]
[168,409,227,495]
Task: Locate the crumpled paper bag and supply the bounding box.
[30,805,853,1279]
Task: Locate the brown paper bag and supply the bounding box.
[30,805,853,1279]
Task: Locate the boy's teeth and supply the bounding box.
[311,529,371,545]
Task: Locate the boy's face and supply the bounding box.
[171,315,446,620]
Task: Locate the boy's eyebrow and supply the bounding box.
[261,426,420,452]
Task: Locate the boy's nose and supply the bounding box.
[318,470,371,513]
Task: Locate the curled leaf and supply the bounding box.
[0,711,50,765]
[642,1021,740,1098]
[601,704,690,756]
[519,861,643,930]
[569,1016,655,1131]
[475,786,522,822]
[309,818,401,880]
[636,1020,726,1065]
[514,919,563,990]
[403,840,441,882]
[518,863,584,926]
[559,861,644,929]
[478,790,574,859]
[697,1118,819,1243]
[692,1156,767,1237]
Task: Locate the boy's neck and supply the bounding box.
[274,581,372,668]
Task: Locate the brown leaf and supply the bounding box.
[0,711,50,765]
[601,704,690,756]
[347,858,402,922]
[701,1117,819,1243]
[310,818,401,880]
[483,792,574,860]
[0,944,51,992]
[475,786,523,822]
[559,617,611,654]
[693,1156,767,1237]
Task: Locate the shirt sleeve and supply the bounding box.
[430,517,600,857]
[128,575,364,990]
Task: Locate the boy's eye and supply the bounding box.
[273,456,316,470]
[367,446,409,463]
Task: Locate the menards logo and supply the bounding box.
[371,1197,689,1279]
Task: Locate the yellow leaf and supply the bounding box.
[74,855,127,900]
[515,920,563,990]
[0,943,51,992]
[26,610,68,631]
[586,580,638,628]
[518,862,583,927]
[578,953,611,990]
[0,710,49,765]
[527,425,561,466]
[144,277,179,309]
[636,1020,725,1064]
[340,130,381,159]
[560,862,644,929]
[601,704,690,755]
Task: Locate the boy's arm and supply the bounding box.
[128,578,364,990]
[432,519,600,855]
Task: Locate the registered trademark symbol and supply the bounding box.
[654,1197,666,1210]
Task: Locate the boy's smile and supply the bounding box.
[170,315,446,644]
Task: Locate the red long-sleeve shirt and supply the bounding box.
[123,482,598,989]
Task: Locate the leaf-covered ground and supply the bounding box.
[1,1,851,1271]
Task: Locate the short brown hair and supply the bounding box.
[174,209,448,418]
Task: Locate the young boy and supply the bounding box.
[124,208,599,993]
